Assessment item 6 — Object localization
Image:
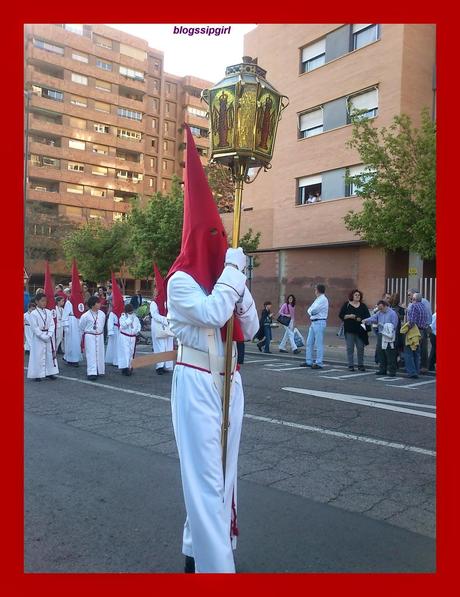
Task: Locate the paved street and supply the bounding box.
[24,335,436,573]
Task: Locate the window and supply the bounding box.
[71,72,88,85]
[64,24,83,35]
[94,123,109,134]
[352,24,379,50]
[162,160,167,171]
[119,43,147,62]
[152,79,160,93]
[152,98,159,112]
[117,107,142,121]
[151,118,157,130]
[163,121,169,134]
[30,155,60,168]
[119,65,144,81]
[67,183,84,194]
[33,86,63,101]
[34,39,64,55]
[347,88,378,121]
[117,128,142,141]
[149,178,153,187]
[345,164,374,196]
[68,161,84,172]
[70,95,87,107]
[90,187,106,196]
[96,59,112,71]
[187,106,207,118]
[151,138,157,150]
[93,34,112,49]
[92,144,108,154]
[298,175,322,205]
[69,139,85,150]
[89,209,105,219]
[94,101,110,113]
[69,116,86,130]
[299,108,323,138]
[64,205,83,218]
[301,39,326,73]
[189,126,208,138]
[163,140,168,151]
[95,79,111,92]
[71,51,89,63]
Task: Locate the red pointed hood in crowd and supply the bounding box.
[110,271,124,319]
[153,263,167,316]
[70,259,85,319]
[44,261,56,312]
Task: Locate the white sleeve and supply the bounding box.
[150,301,168,326]
[133,315,141,334]
[235,288,260,340]
[167,267,247,329]
[119,314,130,332]
[79,313,87,333]
[107,313,114,335]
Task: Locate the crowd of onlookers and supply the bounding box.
[255,286,436,378]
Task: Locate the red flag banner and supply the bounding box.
[70,259,85,319]
[153,263,167,316]
[110,271,124,319]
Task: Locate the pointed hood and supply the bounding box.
[70,259,85,319]
[110,271,124,319]
[166,124,228,294]
[153,263,167,316]
[44,261,56,312]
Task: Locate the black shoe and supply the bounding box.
[122,368,129,376]
[156,367,164,375]
[358,366,366,371]
[404,374,419,379]
[279,349,288,353]
[127,368,133,376]
[300,363,311,367]
[311,364,323,369]
[184,555,195,573]
[87,375,97,381]
[46,375,57,380]
[257,342,263,352]
[348,366,355,371]
[293,349,301,354]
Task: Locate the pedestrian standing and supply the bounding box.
[24,300,36,353]
[362,300,399,377]
[407,289,432,373]
[428,312,436,373]
[117,304,141,376]
[79,296,106,381]
[338,289,370,371]
[256,301,273,353]
[54,295,65,354]
[278,294,299,354]
[26,292,58,382]
[302,284,329,369]
[150,264,174,375]
[402,293,430,379]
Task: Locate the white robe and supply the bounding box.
[24,312,33,351]
[79,309,106,376]
[150,301,174,370]
[55,305,64,353]
[167,267,259,573]
[105,312,119,366]
[62,301,82,363]
[117,313,141,369]
[27,307,59,379]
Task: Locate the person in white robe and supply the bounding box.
[24,300,36,352]
[62,295,83,366]
[167,248,259,573]
[117,304,141,375]
[150,297,174,375]
[105,310,120,366]
[79,296,106,380]
[27,292,59,381]
[54,295,65,354]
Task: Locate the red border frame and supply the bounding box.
[7,3,454,593]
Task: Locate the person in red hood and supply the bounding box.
[166,125,259,574]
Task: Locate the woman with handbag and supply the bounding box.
[278,294,300,354]
[338,289,371,371]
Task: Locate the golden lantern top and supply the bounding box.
[201,57,288,170]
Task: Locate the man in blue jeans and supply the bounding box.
[301,284,329,369]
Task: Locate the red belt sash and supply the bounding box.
[81,330,103,351]
[120,330,138,358]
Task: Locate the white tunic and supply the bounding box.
[117,313,141,369]
[105,312,120,366]
[24,312,33,351]
[150,301,174,370]
[55,305,64,352]
[27,307,59,379]
[167,267,259,573]
[62,301,82,363]
[79,309,106,376]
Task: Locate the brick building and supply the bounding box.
[220,24,436,323]
[24,23,211,291]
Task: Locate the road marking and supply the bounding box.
[27,371,435,457]
[245,359,284,364]
[244,413,435,457]
[282,387,436,418]
[392,379,437,389]
[319,371,375,379]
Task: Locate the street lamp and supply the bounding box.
[202,57,288,481]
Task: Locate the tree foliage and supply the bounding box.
[238,228,262,267]
[205,162,235,213]
[127,175,184,278]
[343,108,436,259]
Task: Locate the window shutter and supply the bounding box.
[298,174,322,187]
[349,88,378,112]
[299,108,323,131]
[301,39,326,62]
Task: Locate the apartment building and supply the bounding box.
[222,24,436,320]
[24,23,211,290]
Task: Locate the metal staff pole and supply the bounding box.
[221,161,246,484]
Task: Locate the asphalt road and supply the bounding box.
[24,345,436,573]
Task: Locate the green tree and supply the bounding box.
[343,108,436,259]
[63,219,132,287]
[127,175,184,278]
[237,228,262,267]
[205,162,235,213]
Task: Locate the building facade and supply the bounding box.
[24,24,211,291]
[221,24,436,322]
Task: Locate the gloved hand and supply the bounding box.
[225,247,246,272]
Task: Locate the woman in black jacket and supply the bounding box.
[339,289,371,371]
